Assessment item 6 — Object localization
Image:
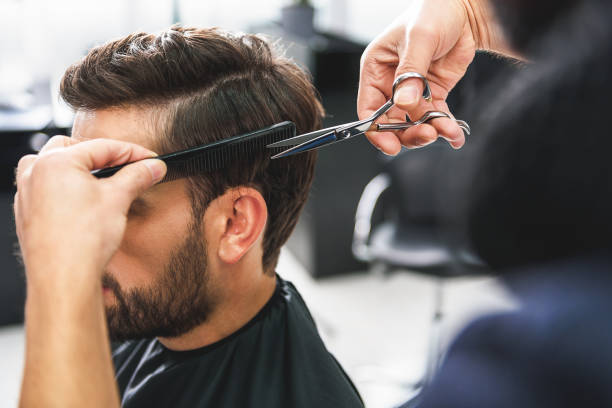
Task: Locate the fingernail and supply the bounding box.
[144,159,167,183]
[367,132,398,157]
[396,85,420,106]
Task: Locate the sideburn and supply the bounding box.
[104,218,214,341]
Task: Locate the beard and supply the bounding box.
[102,220,214,342]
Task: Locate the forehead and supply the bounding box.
[72,107,190,203]
[72,107,158,150]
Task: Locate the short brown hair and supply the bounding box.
[60,25,324,272]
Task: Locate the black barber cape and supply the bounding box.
[417,253,612,408]
[112,275,363,408]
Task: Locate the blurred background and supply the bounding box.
[0,1,517,407]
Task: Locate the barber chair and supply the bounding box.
[352,142,486,406]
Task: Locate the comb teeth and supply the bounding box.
[161,121,295,182]
[91,121,296,182]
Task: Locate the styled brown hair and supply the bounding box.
[60,25,324,273]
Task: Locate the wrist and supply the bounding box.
[25,277,104,337]
[25,262,103,307]
[462,0,518,57]
[24,245,103,281]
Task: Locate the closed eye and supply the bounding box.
[128,198,149,216]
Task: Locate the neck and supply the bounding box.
[157,262,276,351]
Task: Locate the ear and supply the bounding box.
[216,187,268,265]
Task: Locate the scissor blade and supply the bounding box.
[271,130,338,159]
[267,125,339,148]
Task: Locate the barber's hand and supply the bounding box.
[358,0,490,154]
[14,136,166,285]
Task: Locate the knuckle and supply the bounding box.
[16,154,36,185]
[117,164,153,191]
[418,132,439,146]
[132,167,151,187]
[433,118,456,136]
[27,160,44,178]
[40,135,70,152]
[46,135,67,145]
[13,168,22,188]
[410,25,438,43]
[360,45,377,67]
[31,152,64,174]
[17,154,36,169]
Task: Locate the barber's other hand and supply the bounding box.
[14,137,166,286]
[358,0,494,154]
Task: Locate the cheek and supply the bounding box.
[107,207,192,291]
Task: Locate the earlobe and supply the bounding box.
[217,188,267,265]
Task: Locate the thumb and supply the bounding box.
[393,31,437,111]
[106,159,167,207]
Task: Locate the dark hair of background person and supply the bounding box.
[442,0,612,270]
[59,26,324,274]
[491,0,577,53]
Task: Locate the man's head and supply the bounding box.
[60,26,323,341]
[491,0,576,53]
[447,1,612,270]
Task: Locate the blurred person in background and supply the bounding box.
[14,26,363,408]
[358,0,612,406]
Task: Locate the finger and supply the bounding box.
[393,115,464,150]
[13,192,23,242]
[357,53,395,121]
[364,104,440,153]
[397,124,439,149]
[385,102,440,150]
[429,117,465,149]
[38,135,78,154]
[360,110,403,156]
[395,96,465,149]
[429,99,465,148]
[13,191,20,220]
[393,28,437,112]
[104,159,167,210]
[66,138,158,171]
[15,154,38,185]
[365,130,403,156]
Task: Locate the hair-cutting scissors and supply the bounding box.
[268,72,470,159]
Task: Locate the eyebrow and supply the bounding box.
[129,197,149,210]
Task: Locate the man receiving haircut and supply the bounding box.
[49,26,362,407]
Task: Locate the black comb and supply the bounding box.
[92,121,296,183]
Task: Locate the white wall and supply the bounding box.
[0,0,409,125]
[1,0,410,68]
[177,0,407,43]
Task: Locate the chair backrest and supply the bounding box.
[384,142,450,228]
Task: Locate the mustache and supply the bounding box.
[102,272,122,294]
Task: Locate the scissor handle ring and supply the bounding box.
[392,72,433,103]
